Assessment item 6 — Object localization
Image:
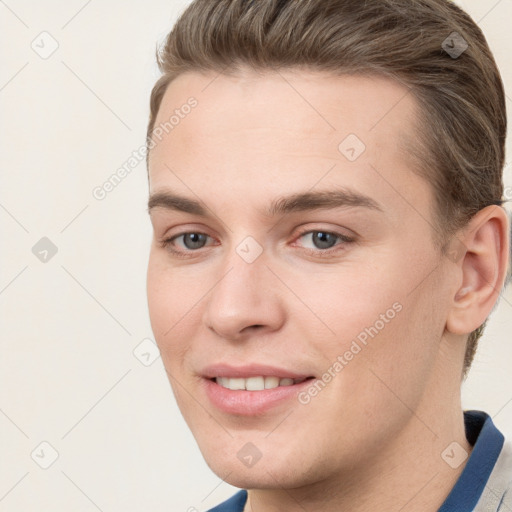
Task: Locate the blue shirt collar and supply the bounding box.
[438,410,504,511]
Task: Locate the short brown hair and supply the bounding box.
[147,0,507,375]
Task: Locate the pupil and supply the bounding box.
[184,233,206,249]
[313,232,336,249]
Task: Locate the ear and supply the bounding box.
[446,205,510,336]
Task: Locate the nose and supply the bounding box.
[202,251,286,341]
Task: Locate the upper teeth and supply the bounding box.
[215,376,302,391]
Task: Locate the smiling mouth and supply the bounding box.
[212,376,315,391]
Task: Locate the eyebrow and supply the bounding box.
[147,188,383,217]
[267,189,382,216]
[148,192,206,215]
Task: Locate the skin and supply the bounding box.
[146,69,509,511]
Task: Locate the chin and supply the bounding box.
[205,456,306,490]
[197,434,325,490]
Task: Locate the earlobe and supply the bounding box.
[446,205,509,336]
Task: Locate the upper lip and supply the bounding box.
[201,363,314,379]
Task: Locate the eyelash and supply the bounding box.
[293,228,355,257]
[159,228,355,259]
[159,233,217,259]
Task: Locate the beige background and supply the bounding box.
[0,1,511,510]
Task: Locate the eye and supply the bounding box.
[159,232,216,256]
[297,230,353,251]
[173,232,210,250]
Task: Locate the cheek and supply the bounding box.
[289,262,402,346]
[146,252,202,357]
[294,260,437,399]
[335,279,443,420]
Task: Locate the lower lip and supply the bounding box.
[202,378,314,416]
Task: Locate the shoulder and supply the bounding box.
[474,438,512,511]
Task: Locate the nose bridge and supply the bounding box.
[218,255,262,303]
[203,243,284,338]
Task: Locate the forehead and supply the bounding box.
[152,69,417,149]
[148,69,430,222]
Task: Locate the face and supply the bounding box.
[146,69,457,489]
